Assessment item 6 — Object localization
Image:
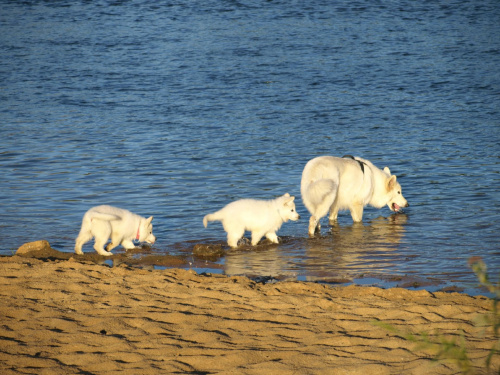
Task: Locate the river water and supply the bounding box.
[1,1,499,295]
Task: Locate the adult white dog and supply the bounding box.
[203,193,300,248]
[75,205,155,256]
[301,155,409,236]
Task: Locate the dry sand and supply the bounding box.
[0,247,498,374]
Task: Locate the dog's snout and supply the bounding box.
[405,202,410,208]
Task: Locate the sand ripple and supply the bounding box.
[0,256,497,374]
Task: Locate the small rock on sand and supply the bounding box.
[16,240,52,255]
[193,243,225,258]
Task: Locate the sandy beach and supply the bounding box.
[0,244,498,374]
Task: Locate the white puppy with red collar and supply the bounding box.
[75,205,155,256]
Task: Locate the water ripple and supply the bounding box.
[1,0,499,292]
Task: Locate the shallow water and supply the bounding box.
[1,1,499,294]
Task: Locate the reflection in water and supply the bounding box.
[224,214,408,283]
[303,215,408,282]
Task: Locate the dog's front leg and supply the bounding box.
[251,232,264,246]
[106,241,119,252]
[94,242,113,256]
[349,204,364,223]
[121,239,136,250]
[265,232,279,244]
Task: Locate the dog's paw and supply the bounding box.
[308,227,320,237]
[97,250,113,256]
[266,236,280,244]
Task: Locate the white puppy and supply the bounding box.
[203,193,300,248]
[301,155,409,236]
[75,205,156,256]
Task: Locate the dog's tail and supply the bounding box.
[87,211,122,222]
[203,211,223,228]
[303,179,338,207]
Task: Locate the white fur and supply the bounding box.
[75,205,156,256]
[301,156,409,236]
[203,193,300,248]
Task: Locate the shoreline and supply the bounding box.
[10,239,488,296]
[1,246,498,374]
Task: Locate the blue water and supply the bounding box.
[1,1,499,294]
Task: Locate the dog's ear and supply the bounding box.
[283,193,290,198]
[387,175,397,190]
[383,166,391,175]
[146,216,153,225]
[284,196,295,205]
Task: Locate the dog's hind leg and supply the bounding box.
[227,227,245,248]
[304,178,338,237]
[309,190,337,236]
[75,231,92,255]
[92,222,113,256]
[328,199,339,223]
[75,216,93,254]
[308,216,320,237]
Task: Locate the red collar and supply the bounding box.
[136,226,140,241]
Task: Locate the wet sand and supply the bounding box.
[0,244,498,374]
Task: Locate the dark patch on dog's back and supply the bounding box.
[342,155,366,174]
